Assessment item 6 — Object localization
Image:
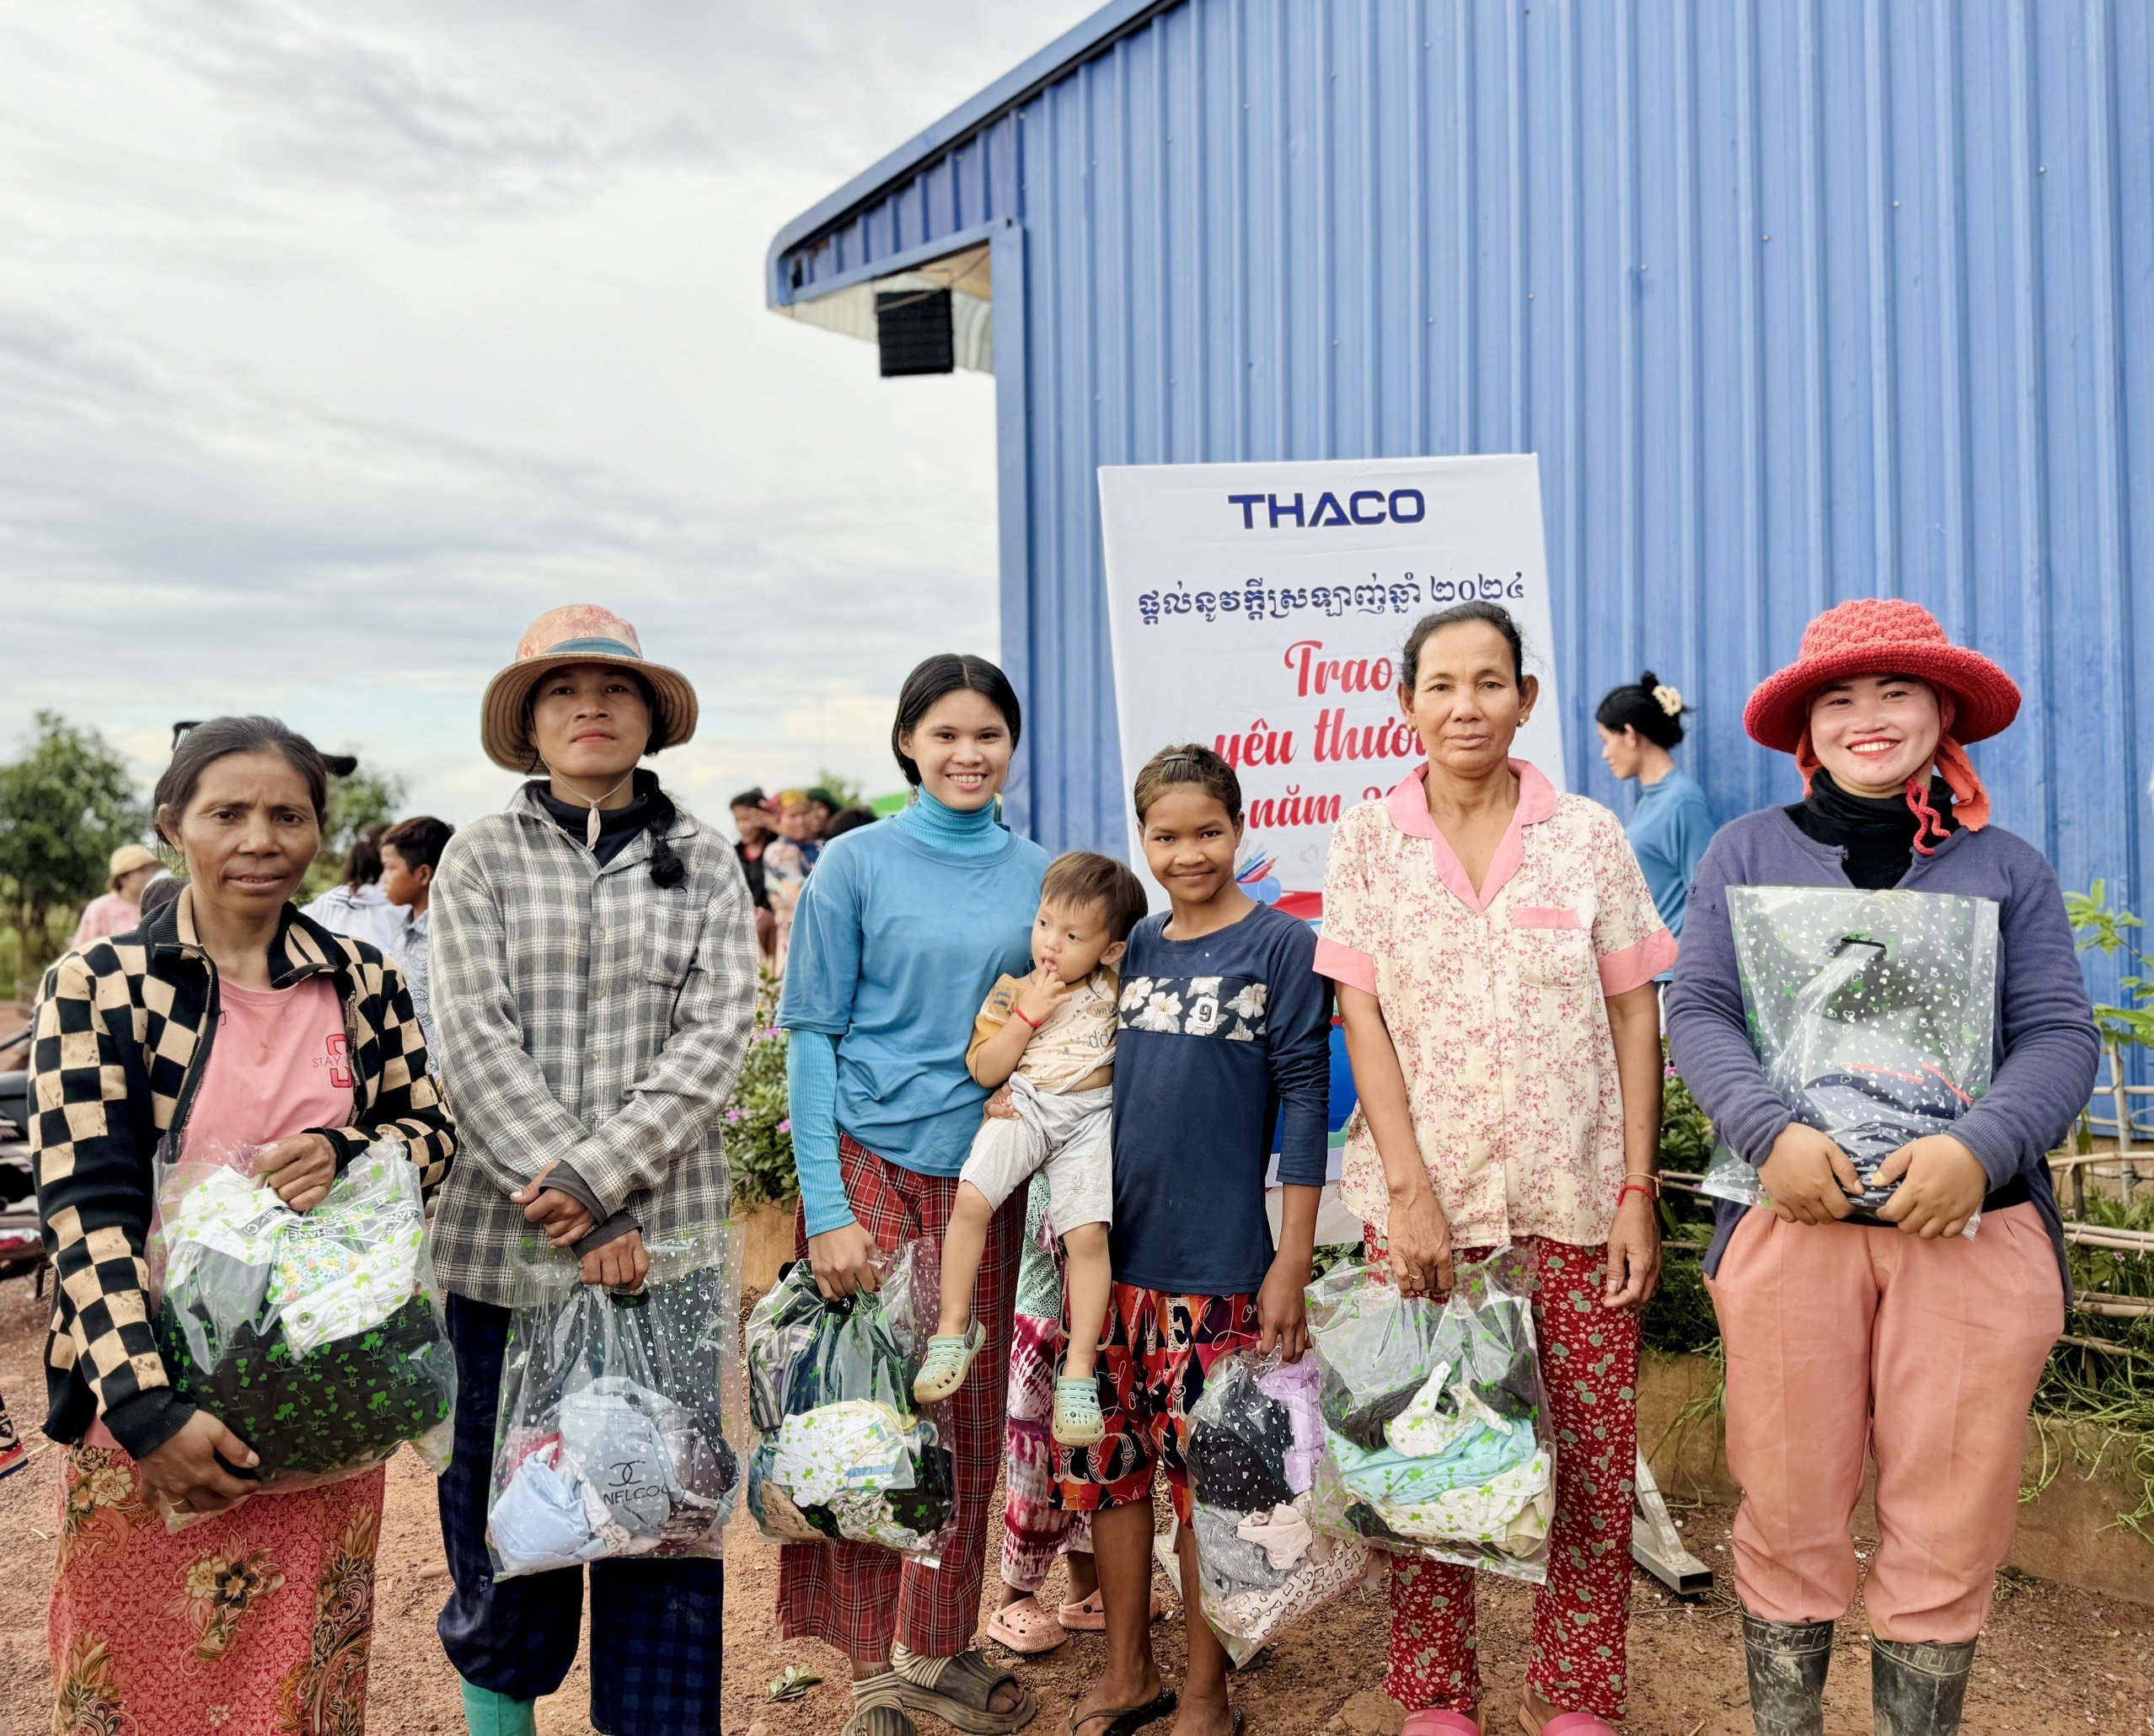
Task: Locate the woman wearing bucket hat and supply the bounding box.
[774,652,1048,1736]
[427,605,758,1736]
[67,841,161,948]
[1666,598,2098,1735]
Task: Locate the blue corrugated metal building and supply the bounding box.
[769,0,2153,1003]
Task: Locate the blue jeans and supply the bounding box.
[437,1293,724,1735]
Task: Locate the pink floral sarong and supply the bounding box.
[49,1436,384,1736]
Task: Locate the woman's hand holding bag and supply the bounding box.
[137,1410,260,1516]
[1385,1183,1456,1299]
[1757,1123,1866,1224]
[807,1219,882,1300]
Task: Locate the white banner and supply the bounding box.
[1100,455,1564,916]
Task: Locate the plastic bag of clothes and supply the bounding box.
[151,1137,455,1522]
[1184,1349,1374,1664]
[742,1239,956,1566]
[485,1229,741,1578]
[1698,887,1999,1235]
[1305,1250,1555,1585]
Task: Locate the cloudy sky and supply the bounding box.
[0,0,1097,825]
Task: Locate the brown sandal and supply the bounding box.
[891,1642,1037,1733]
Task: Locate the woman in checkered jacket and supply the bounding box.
[428,606,758,1736]
[32,715,453,1736]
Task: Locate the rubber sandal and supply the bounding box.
[914,1321,987,1403]
[891,1642,1037,1734]
[1058,1588,1164,1632]
[1534,1718,1616,1735]
[1069,1689,1177,1735]
[987,1596,1069,1655]
[844,1673,918,1736]
[1402,1712,1482,1734]
[1052,1376,1106,1446]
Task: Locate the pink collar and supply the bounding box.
[1383,759,1557,913]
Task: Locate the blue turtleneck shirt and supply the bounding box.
[780,792,1048,1236]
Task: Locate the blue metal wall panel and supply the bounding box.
[775,0,2154,1015]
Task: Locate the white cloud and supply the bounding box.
[0,0,1096,828]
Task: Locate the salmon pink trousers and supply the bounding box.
[1707,1203,2062,1643]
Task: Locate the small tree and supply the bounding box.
[813,769,867,811]
[302,764,410,900]
[0,712,147,978]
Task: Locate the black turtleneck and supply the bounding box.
[534,774,657,865]
[1786,769,1959,891]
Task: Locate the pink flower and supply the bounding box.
[776,1118,792,1134]
[726,1109,742,1124]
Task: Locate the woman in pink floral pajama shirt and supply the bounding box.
[1315,603,1675,1734]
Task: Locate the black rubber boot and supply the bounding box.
[1870,1637,1976,1736]
[1740,1614,1834,1736]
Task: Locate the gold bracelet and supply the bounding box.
[1622,1171,1663,1198]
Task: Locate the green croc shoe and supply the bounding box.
[913,1321,987,1403]
[1053,1375,1106,1446]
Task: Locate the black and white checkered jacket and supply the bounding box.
[29,894,454,1458]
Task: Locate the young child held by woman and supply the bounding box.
[915,851,1150,1449]
[1059,745,1332,1736]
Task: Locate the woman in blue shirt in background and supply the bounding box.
[1596,671,1717,941]
[776,653,1048,1736]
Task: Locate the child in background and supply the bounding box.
[915,851,1149,1449]
[1058,744,1331,1736]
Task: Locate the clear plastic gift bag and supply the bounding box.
[742,1238,958,1567]
[485,1228,741,1579]
[1184,1348,1374,1664]
[150,1136,455,1524]
[1305,1249,1556,1585]
[1699,887,2000,1235]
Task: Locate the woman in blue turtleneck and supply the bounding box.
[775,654,1048,1736]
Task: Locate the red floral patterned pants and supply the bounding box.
[1367,1232,1640,1721]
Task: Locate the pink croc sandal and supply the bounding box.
[1058,1588,1164,1632]
[1534,1716,1617,1734]
[985,1596,1068,1655]
[1401,1712,1482,1735]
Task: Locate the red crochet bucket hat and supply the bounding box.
[1743,597,2020,754]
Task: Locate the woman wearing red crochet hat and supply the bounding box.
[1666,598,2098,1735]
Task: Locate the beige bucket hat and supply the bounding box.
[480,604,699,773]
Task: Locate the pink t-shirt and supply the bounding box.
[182,976,354,1163]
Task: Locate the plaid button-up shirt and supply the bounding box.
[428,783,758,1305]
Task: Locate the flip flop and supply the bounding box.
[1069,1689,1177,1735]
[987,1596,1069,1655]
[891,1642,1037,1734]
[1402,1712,1482,1734]
[914,1321,988,1403]
[1057,1588,1164,1632]
[1534,1718,1616,1735]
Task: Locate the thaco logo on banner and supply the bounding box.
[1100,455,1565,919]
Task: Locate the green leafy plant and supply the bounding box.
[769,1664,822,1702]
[726,977,799,1208]
[2065,880,2154,1053]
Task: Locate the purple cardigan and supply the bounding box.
[1665,806,2097,1285]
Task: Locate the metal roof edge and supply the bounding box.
[764,0,1181,308]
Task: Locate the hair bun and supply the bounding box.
[1638,669,1660,689]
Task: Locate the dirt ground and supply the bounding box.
[1,1268,2149,1735]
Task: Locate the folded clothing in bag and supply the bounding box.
[485,1234,741,1579]
[153,1140,454,1500]
[742,1242,957,1562]
[1306,1252,1555,1584]
[1701,887,2000,1228]
[1186,1352,1372,1664]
